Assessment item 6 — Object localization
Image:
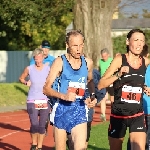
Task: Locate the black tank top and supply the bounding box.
[112,54,146,116]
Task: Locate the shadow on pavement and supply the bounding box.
[42,145,55,150]
[0,122,29,132]
[0,139,21,150]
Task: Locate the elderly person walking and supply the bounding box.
[19,48,50,150]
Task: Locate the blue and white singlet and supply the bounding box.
[50,54,88,132]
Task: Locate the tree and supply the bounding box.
[73,0,150,67]
[73,0,120,67]
[142,9,150,18]
[0,0,74,50]
[129,14,139,18]
[118,0,150,18]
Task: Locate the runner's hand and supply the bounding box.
[144,86,150,96]
[26,80,31,87]
[65,92,76,102]
[85,97,97,108]
[119,66,129,76]
[89,98,97,107]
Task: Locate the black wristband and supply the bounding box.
[90,93,96,100]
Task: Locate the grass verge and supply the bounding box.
[0,83,28,106]
[88,122,129,150]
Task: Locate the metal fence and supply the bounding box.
[0,50,65,83]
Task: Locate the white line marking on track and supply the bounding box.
[0,128,29,139]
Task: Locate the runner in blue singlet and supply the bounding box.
[43,30,97,150]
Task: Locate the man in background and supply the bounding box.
[99,48,113,121]
[30,40,55,66]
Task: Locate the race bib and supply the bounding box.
[34,100,48,110]
[68,81,86,99]
[121,85,142,104]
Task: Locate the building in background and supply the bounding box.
[66,18,150,37]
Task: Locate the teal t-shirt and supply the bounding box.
[99,57,113,76]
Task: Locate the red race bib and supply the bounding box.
[68,81,86,99]
[121,85,142,104]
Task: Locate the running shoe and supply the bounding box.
[30,145,37,150]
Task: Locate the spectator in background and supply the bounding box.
[30,40,55,66]
[19,48,50,150]
[98,48,113,121]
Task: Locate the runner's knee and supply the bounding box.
[39,126,46,134]
[30,125,39,133]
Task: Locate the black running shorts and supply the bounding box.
[108,114,146,138]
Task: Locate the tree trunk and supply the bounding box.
[73,0,120,68]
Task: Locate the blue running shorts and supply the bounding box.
[50,100,88,133]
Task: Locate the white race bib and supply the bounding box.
[34,100,48,110]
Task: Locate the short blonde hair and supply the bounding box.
[32,48,44,57]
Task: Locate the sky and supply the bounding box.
[119,0,150,17]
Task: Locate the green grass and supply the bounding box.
[88,122,129,150]
[0,83,29,106]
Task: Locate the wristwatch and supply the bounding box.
[90,93,96,101]
[115,72,121,80]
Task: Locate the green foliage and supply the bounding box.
[144,29,150,47]
[129,13,139,18]
[112,34,127,55]
[142,9,150,18]
[112,29,150,55]
[0,0,74,50]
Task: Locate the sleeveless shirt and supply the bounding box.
[112,54,146,116]
[59,55,88,101]
[27,65,50,101]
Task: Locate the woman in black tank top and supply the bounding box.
[98,29,150,150]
